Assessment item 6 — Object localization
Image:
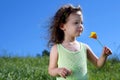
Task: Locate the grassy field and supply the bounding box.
[0,56,120,80]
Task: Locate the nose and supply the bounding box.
[79,24,83,29]
[79,24,84,32]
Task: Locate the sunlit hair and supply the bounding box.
[48,4,82,47]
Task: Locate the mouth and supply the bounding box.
[77,29,83,33]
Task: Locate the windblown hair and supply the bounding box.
[48,4,82,47]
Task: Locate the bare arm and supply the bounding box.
[48,45,72,78]
[97,46,112,68]
[48,45,59,76]
[86,44,112,68]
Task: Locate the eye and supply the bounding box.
[74,21,83,25]
[81,21,83,24]
[74,22,79,24]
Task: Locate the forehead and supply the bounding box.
[74,11,82,16]
[67,11,83,21]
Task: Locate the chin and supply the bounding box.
[78,32,82,35]
[76,34,81,37]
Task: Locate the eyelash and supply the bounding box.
[74,22,83,24]
[81,21,83,24]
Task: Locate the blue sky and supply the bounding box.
[0,0,120,57]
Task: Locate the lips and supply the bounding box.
[77,29,83,32]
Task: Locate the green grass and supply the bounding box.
[0,56,120,80]
[88,59,120,80]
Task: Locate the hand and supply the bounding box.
[57,68,72,78]
[103,46,112,56]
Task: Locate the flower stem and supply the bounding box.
[96,39,104,47]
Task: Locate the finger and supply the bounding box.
[63,70,68,76]
[64,68,72,75]
[67,70,72,75]
[105,47,112,53]
[63,68,69,75]
[106,49,112,54]
[60,72,66,78]
[104,47,110,53]
[105,51,112,56]
[108,49,112,54]
[59,69,67,78]
[61,68,72,77]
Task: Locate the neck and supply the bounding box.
[63,36,76,43]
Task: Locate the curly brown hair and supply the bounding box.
[48,4,82,47]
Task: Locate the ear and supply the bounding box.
[60,23,66,31]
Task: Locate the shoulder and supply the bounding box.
[50,44,57,52]
[79,42,89,48]
[51,44,57,50]
[80,42,90,49]
[50,44,58,55]
[79,42,92,52]
[80,43,95,56]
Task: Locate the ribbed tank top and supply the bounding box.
[57,43,88,80]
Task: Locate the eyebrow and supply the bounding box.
[75,18,83,23]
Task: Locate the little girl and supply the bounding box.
[48,4,112,80]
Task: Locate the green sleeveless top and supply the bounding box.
[57,43,88,80]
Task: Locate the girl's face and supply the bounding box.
[61,11,83,37]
